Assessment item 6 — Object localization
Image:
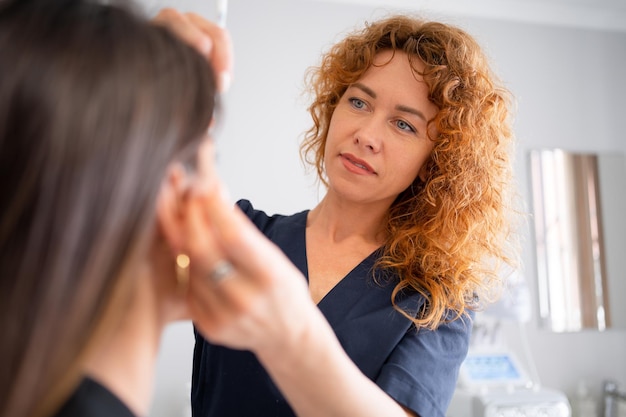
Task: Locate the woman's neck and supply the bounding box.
[83,268,166,417]
[308,193,389,246]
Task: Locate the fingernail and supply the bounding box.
[219,71,231,93]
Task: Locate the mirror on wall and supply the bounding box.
[528,149,626,332]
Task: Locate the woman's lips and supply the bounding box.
[340,153,376,175]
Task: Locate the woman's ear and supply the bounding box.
[156,163,191,254]
[417,160,430,183]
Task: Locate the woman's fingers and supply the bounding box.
[200,183,293,285]
[153,8,212,55]
[186,13,233,91]
[181,173,312,351]
[152,8,233,92]
[182,184,261,341]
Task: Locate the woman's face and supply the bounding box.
[323,50,437,207]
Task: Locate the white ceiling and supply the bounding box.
[313,0,626,32]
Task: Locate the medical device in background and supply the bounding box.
[447,346,570,417]
[603,380,626,417]
[447,270,571,417]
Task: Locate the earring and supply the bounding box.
[175,253,190,293]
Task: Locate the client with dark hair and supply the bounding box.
[0,1,220,416]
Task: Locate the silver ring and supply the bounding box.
[209,260,234,283]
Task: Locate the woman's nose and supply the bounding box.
[353,118,383,153]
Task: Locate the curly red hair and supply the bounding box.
[301,15,519,329]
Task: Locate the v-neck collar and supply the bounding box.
[265,206,421,327]
[292,211,390,314]
[290,210,383,295]
[315,248,382,310]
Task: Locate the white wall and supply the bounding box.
[140,1,626,415]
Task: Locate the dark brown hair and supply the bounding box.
[0,1,216,416]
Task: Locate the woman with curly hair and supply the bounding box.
[157,10,518,417]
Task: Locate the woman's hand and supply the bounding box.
[191,198,314,352]
[181,166,315,353]
[153,8,233,92]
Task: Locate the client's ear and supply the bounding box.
[156,163,191,253]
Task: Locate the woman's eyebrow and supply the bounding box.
[395,104,427,122]
[352,82,376,98]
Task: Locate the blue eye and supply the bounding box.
[396,119,416,133]
[349,98,366,109]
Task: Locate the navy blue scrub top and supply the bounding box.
[191,200,472,417]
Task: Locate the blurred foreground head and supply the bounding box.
[0,1,217,416]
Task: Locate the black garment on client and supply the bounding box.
[53,377,136,417]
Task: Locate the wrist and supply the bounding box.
[255,304,337,373]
